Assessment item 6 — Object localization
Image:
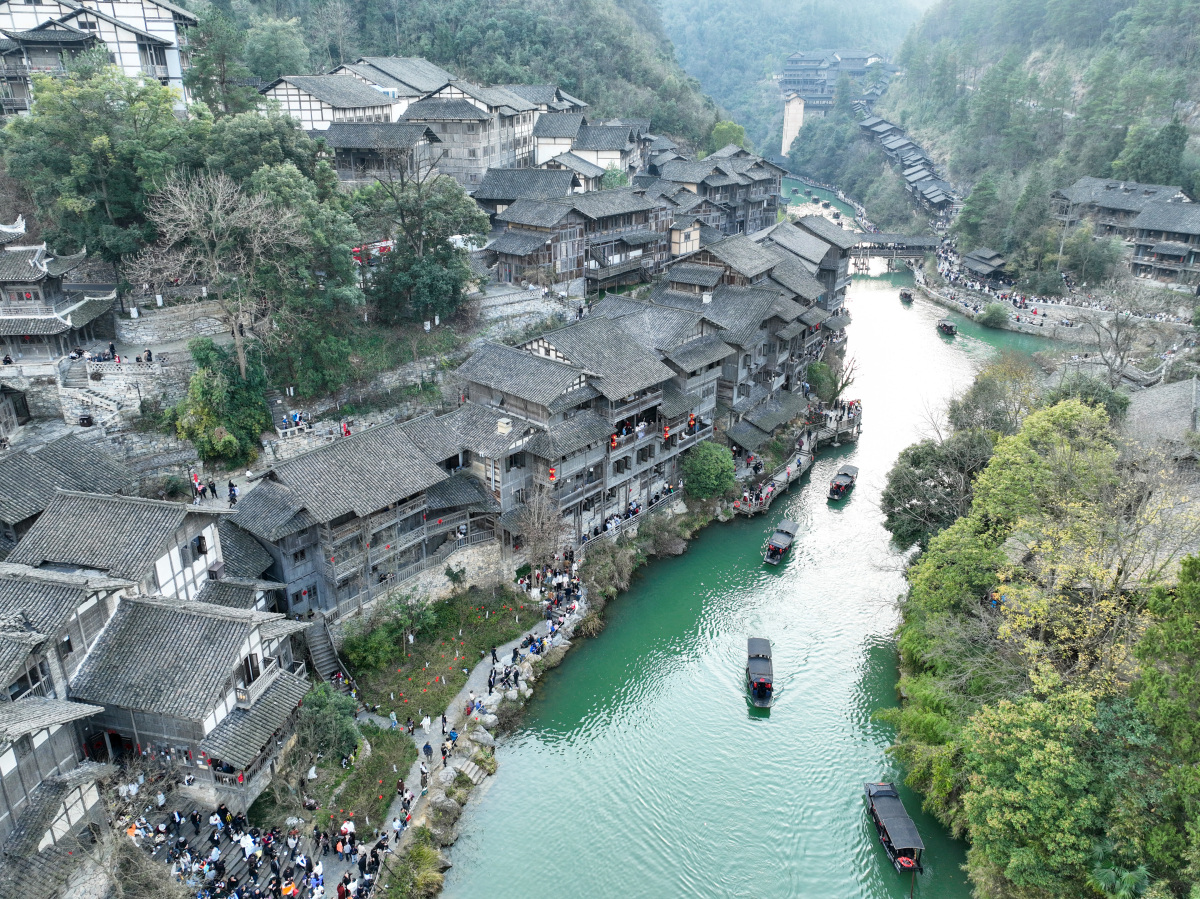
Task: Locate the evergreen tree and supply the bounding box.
[184,8,259,116]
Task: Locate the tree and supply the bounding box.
[601,165,630,189]
[1085,311,1143,388]
[976,303,1011,327]
[880,429,995,549]
[1112,119,1189,185]
[203,110,329,186]
[681,441,734,499]
[946,354,1040,436]
[356,162,488,324]
[516,486,567,569]
[1061,223,1123,284]
[130,170,310,378]
[1,54,194,277]
[184,8,258,116]
[955,176,1001,247]
[244,17,311,82]
[165,338,272,465]
[1043,373,1130,422]
[707,120,748,153]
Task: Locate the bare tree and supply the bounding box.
[517,485,567,570]
[1085,311,1143,387]
[129,170,310,378]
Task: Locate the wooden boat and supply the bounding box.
[937,319,957,336]
[828,464,858,501]
[864,782,925,874]
[899,289,913,303]
[763,519,798,565]
[746,638,774,707]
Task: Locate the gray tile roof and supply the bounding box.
[535,316,678,400]
[0,451,67,526]
[31,435,134,494]
[523,410,613,460]
[727,419,771,452]
[334,62,425,94]
[703,234,779,278]
[402,97,491,121]
[795,215,858,250]
[69,597,283,719]
[0,696,102,741]
[823,313,851,330]
[751,220,830,268]
[547,382,600,412]
[474,168,576,201]
[568,188,658,220]
[354,57,454,93]
[317,122,439,150]
[764,247,825,301]
[0,292,120,337]
[195,578,264,610]
[269,75,394,108]
[1152,240,1193,255]
[648,136,678,151]
[1131,201,1200,236]
[532,112,585,139]
[42,250,86,278]
[217,520,274,579]
[593,301,705,351]
[0,246,51,283]
[489,229,552,256]
[229,480,317,543]
[800,306,830,326]
[546,152,605,179]
[198,671,309,768]
[663,334,735,371]
[256,422,449,524]
[423,473,501,511]
[746,390,807,433]
[400,401,536,462]
[650,283,777,348]
[495,198,573,228]
[457,343,585,407]
[0,571,93,683]
[572,124,633,152]
[447,80,537,113]
[666,263,724,288]
[1059,175,1185,213]
[8,492,219,579]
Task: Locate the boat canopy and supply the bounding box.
[775,519,798,537]
[748,637,772,658]
[867,784,925,852]
[836,465,858,478]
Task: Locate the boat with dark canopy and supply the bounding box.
[828,465,858,501]
[899,289,913,303]
[746,638,774,707]
[937,319,957,336]
[864,782,925,874]
[762,519,798,564]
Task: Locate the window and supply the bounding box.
[292,548,307,564]
[60,634,73,655]
[241,653,261,685]
[194,534,208,556]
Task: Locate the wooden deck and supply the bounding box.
[734,417,862,516]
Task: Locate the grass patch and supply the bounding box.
[348,586,543,729]
[377,826,444,898]
[308,725,418,831]
[472,748,497,775]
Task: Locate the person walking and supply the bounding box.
[440,713,448,736]
[490,646,499,663]
[419,761,429,792]
[422,742,433,765]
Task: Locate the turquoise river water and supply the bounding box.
[443,267,1056,898]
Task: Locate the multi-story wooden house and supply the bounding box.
[1053,176,1190,239]
[655,149,784,235]
[328,56,455,117]
[261,75,400,131]
[1129,202,1200,284]
[313,122,442,185]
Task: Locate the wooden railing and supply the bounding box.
[234,657,278,709]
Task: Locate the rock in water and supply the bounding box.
[519,684,533,699]
[480,713,499,729]
[469,729,495,748]
[429,793,463,822]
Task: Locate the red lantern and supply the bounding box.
[548,467,556,482]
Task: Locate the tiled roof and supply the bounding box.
[69,597,282,719]
[198,671,309,768]
[795,215,858,250]
[703,234,779,278]
[547,382,600,413]
[474,168,576,201]
[257,422,448,524]
[400,401,536,461]
[663,334,735,372]
[8,492,217,579]
[0,451,67,526]
[595,301,706,351]
[764,247,825,301]
[217,520,274,578]
[354,57,454,93]
[650,283,778,348]
[523,410,613,460]
[317,122,439,150]
[648,136,678,151]
[1152,240,1192,255]
[666,263,724,288]
[401,97,491,121]
[532,112,585,139]
[446,80,537,113]
[457,343,585,406]
[0,246,50,283]
[769,294,806,323]
[546,152,605,179]
[823,313,851,330]
[572,124,633,151]
[0,696,102,741]
[746,390,807,433]
[334,62,424,94]
[268,75,393,108]
[751,220,830,268]
[31,435,134,495]
[568,188,657,219]
[0,570,94,683]
[727,419,771,452]
[535,316,677,400]
[1131,201,1200,236]
[229,480,317,543]
[495,198,572,228]
[800,306,830,326]
[1060,175,1185,213]
[43,250,86,278]
[195,578,264,610]
[424,473,501,512]
[489,229,552,257]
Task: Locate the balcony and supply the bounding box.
[586,258,648,282]
[549,477,604,508]
[0,97,29,113]
[234,657,279,709]
[141,64,170,79]
[603,390,663,423]
[0,64,29,77]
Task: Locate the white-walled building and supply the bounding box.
[260,74,400,131]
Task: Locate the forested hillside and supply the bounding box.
[875,0,1200,284]
[658,0,927,147]
[209,0,718,142]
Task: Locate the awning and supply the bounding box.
[618,230,661,247]
[800,307,829,327]
[823,314,851,330]
[726,420,771,452]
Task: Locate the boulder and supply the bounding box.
[427,820,459,847]
[429,793,463,822]
[519,684,533,699]
[518,662,534,681]
[469,729,495,748]
[504,689,519,702]
[436,767,457,787]
[435,850,453,872]
[479,714,499,730]
[481,692,502,711]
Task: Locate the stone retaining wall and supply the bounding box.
[86,359,194,412]
[115,299,227,345]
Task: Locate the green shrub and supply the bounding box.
[681,440,735,499]
[976,304,1011,328]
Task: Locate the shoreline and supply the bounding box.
[915,283,1095,344]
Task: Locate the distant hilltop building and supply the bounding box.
[779,49,892,154]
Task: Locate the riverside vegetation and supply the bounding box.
[881,355,1200,899]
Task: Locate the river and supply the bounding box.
[442,266,1056,899]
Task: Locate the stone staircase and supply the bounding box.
[61,360,89,388]
[305,622,351,694]
[57,385,123,426]
[457,759,486,786]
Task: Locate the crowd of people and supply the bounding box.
[135,800,392,898]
